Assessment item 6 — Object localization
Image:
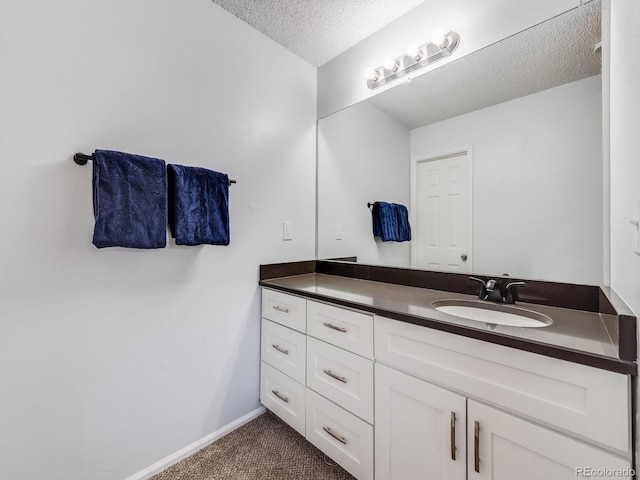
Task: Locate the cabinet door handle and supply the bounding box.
[474,421,480,473]
[323,322,347,333]
[271,390,289,403]
[450,411,456,460]
[323,426,347,445]
[272,344,289,355]
[273,305,289,313]
[322,369,347,383]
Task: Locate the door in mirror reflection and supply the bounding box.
[413,150,472,272]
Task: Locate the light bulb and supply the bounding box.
[383,57,398,71]
[431,29,445,46]
[406,43,421,60]
[364,67,378,81]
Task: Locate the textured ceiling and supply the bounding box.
[369,1,602,129]
[210,0,426,67]
[210,0,602,125]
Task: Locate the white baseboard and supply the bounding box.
[126,406,267,480]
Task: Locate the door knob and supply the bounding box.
[461,254,468,261]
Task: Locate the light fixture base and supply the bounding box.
[366,31,460,89]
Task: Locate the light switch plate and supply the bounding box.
[336,223,343,240]
[283,221,292,241]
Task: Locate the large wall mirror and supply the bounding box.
[317,2,604,285]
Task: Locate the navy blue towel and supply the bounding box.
[92,150,167,249]
[371,202,412,242]
[395,203,412,242]
[372,202,398,242]
[167,164,230,246]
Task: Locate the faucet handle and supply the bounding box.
[468,277,487,299]
[504,281,526,304]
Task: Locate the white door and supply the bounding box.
[413,151,472,272]
[375,364,467,480]
[468,400,632,480]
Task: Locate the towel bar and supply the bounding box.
[73,153,93,165]
[73,153,237,184]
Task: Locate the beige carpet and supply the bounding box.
[151,410,355,479]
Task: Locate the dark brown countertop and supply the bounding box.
[260,273,637,376]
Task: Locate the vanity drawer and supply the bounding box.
[260,362,305,436]
[375,316,631,454]
[262,289,306,333]
[305,388,374,480]
[306,300,373,359]
[261,320,306,384]
[306,337,374,423]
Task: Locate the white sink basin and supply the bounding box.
[432,299,553,328]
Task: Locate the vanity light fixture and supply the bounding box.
[406,43,421,61]
[430,29,446,46]
[364,30,460,89]
[383,57,399,72]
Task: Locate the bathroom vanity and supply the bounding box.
[258,261,636,480]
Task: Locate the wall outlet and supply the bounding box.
[283,221,293,241]
[336,223,343,240]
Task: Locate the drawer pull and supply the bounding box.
[272,344,289,355]
[450,411,456,460]
[474,421,480,473]
[323,322,347,333]
[271,390,289,403]
[273,305,290,313]
[323,369,347,384]
[323,426,347,445]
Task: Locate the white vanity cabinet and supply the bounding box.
[261,287,633,480]
[375,315,633,480]
[259,289,307,436]
[375,364,467,480]
[304,300,375,479]
[468,400,632,480]
[260,289,374,480]
[375,363,632,480]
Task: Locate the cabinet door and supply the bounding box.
[375,364,466,480]
[468,400,632,480]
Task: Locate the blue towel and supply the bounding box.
[372,202,398,242]
[395,203,412,242]
[167,164,230,246]
[371,202,412,242]
[92,150,167,249]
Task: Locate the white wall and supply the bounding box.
[411,76,603,284]
[609,0,640,317]
[608,2,640,467]
[0,1,316,479]
[317,0,579,118]
[317,102,410,266]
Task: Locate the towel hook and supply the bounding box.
[73,152,237,184]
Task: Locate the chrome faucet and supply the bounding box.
[469,277,525,304]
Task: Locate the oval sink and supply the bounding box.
[432,299,553,328]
